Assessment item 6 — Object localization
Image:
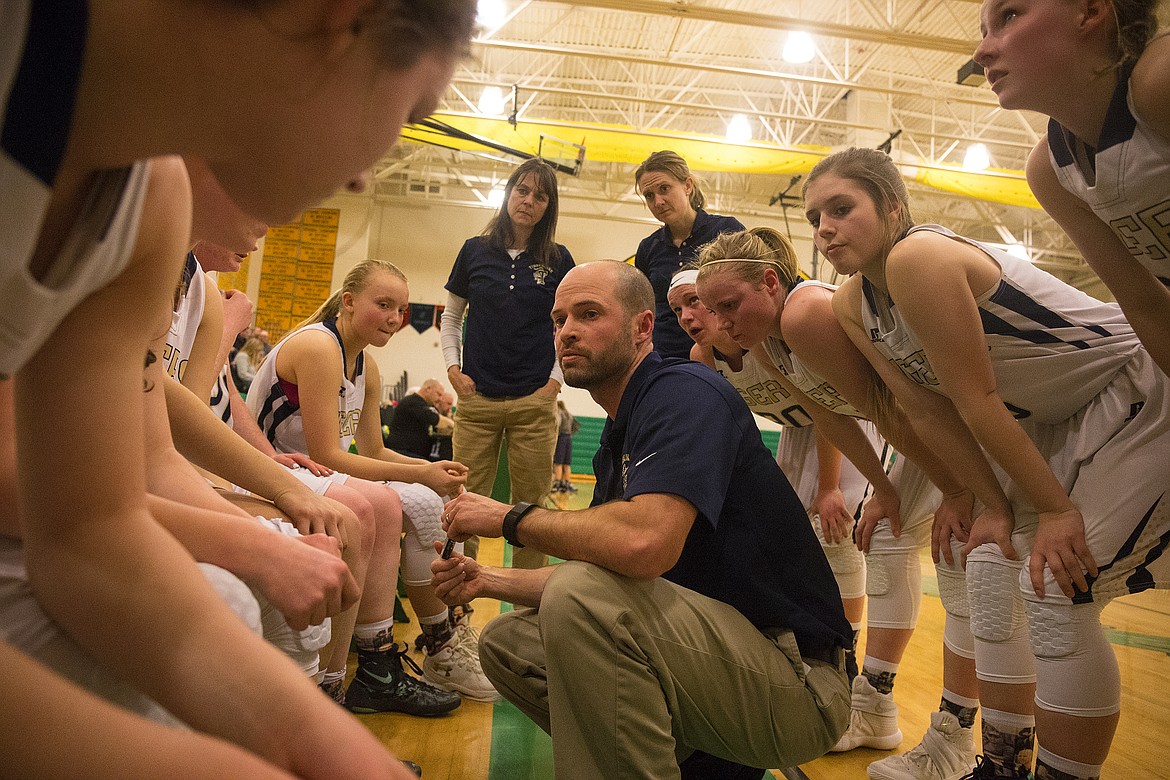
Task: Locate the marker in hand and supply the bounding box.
[441,537,456,559]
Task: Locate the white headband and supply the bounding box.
[700,257,784,268]
[668,269,700,292]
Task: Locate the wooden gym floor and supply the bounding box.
[353,481,1170,779]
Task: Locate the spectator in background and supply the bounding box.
[551,400,578,494]
[430,392,455,462]
[232,336,266,393]
[386,380,453,461]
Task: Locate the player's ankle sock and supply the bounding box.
[939,687,979,729]
[861,655,899,695]
[981,708,1035,777]
[354,617,396,652]
[420,610,453,654]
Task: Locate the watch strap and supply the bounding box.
[502,501,536,548]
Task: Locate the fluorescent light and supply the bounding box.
[963,143,991,171]
[783,32,816,64]
[726,114,753,143]
[487,186,506,208]
[477,0,507,30]
[477,86,508,116]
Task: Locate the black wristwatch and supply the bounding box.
[502,501,537,548]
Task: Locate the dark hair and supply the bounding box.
[360,0,477,69]
[633,150,706,211]
[802,148,914,264]
[482,158,562,267]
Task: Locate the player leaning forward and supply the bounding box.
[432,260,852,779]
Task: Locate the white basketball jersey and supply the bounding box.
[247,320,365,455]
[861,225,1140,424]
[0,3,149,377]
[759,280,865,419]
[209,365,233,426]
[712,348,815,428]
[1047,58,1170,285]
[164,252,205,384]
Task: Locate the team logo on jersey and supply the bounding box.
[339,409,361,437]
[532,264,552,286]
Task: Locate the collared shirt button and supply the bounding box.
[509,285,515,290]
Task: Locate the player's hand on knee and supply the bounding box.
[812,487,850,545]
[858,485,901,552]
[275,491,353,549]
[961,507,1018,567]
[1031,507,1097,599]
[272,451,333,477]
[257,532,360,629]
[931,491,973,565]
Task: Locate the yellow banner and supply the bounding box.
[257,207,340,341]
[415,114,1040,210]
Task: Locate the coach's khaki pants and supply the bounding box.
[479,561,850,779]
[453,390,558,568]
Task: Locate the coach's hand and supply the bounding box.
[442,491,510,542]
[431,542,485,606]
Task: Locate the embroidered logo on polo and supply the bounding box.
[532,265,552,286]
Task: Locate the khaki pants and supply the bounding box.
[452,391,558,569]
[479,561,850,779]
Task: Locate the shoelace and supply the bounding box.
[394,643,427,677]
[447,623,484,667]
[959,755,1024,780]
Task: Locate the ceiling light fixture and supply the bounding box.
[726,114,753,143]
[477,85,508,116]
[782,32,816,64]
[476,0,507,31]
[963,143,991,171]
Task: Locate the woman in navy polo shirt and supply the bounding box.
[634,150,745,359]
[441,159,575,569]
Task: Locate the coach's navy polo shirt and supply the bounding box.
[634,209,745,360]
[446,236,575,398]
[592,352,850,653]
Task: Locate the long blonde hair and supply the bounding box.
[238,336,266,366]
[295,259,408,331]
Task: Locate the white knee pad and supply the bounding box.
[401,520,442,588]
[966,544,1035,685]
[198,562,262,636]
[865,550,922,629]
[388,481,446,548]
[936,552,970,619]
[388,484,464,586]
[259,601,330,677]
[820,532,866,599]
[1026,598,1121,718]
[936,552,975,659]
